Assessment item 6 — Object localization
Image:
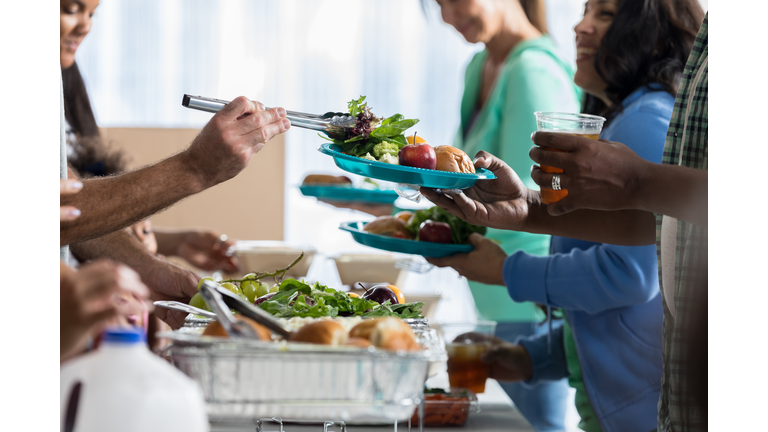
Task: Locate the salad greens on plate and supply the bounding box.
[406,206,487,244]
[319,96,420,160]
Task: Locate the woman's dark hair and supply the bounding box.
[518,0,548,34]
[582,0,705,119]
[62,62,129,177]
[420,0,548,34]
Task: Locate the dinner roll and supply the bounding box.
[345,337,373,348]
[202,316,272,340]
[349,317,420,351]
[289,319,348,346]
[302,174,353,185]
[363,216,414,239]
[434,146,475,174]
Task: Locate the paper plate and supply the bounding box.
[318,144,495,189]
[299,185,399,204]
[339,221,473,258]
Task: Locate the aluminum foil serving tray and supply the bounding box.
[183,315,430,331]
[163,332,446,424]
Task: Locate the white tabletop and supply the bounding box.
[210,373,534,432]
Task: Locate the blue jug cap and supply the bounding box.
[102,326,144,344]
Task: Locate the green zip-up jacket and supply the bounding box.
[453,36,581,322]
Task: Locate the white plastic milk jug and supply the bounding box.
[60,327,208,432]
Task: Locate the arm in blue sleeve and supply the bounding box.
[500,94,671,314]
[515,325,568,387]
[503,244,659,314]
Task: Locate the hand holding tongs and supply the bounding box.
[182,94,356,141]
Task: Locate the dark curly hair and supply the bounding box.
[582,0,705,119]
[62,62,129,178]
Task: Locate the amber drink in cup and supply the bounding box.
[533,112,606,204]
[441,321,497,394]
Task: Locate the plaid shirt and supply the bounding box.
[656,14,708,432]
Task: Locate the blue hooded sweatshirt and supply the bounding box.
[503,85,673,432]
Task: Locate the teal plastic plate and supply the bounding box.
[339,221,473,257]
[318,144,495,189]
[299,185,399,204]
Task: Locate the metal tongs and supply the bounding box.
[153,300,217,319]
[200,280,292,339]
[182,94,357,141]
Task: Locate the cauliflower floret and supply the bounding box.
[361,152,377,161]
[371,141,401,160]
[379,153,399,165]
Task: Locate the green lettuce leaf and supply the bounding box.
[255,277,423,319]
[371,119,420,138]
[380,113,405,127]
[348,95,367,118]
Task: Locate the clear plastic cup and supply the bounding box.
[438,321,497,394]
[533,112,606,204]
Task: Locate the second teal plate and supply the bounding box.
[339,221,473,258]
[299,185,399,204]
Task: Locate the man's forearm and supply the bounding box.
[523,191,657,246]
[70,229,159,272]
[61,152,207,246]
[635,163,707,228]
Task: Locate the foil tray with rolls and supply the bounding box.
[160,328,446,424]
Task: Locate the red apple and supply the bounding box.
[418,221,452,243]
[399,143,437,170]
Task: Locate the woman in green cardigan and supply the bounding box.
[433,0,580,430]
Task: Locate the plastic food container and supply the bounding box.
[333,254,407,286]
[163,332,447,424]
[410,388,479,427]
[232,241,316,278]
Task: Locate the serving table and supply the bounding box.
[210,373,534,432]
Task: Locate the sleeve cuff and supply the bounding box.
[515,325,568,387]
[503,251,551,305]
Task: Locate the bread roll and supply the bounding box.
[363,216,414,239]
[434,146,475,174]
[345,337,373,348]
[302,174,353,185]
[289,319,348,346]
[349,317,421,351]
[202,316,272,340]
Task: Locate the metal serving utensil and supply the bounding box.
[182,94,357,141]
[153,300,217,319]
[199,281,261,339]
[395,257,435,274]
[211,284,293,340]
